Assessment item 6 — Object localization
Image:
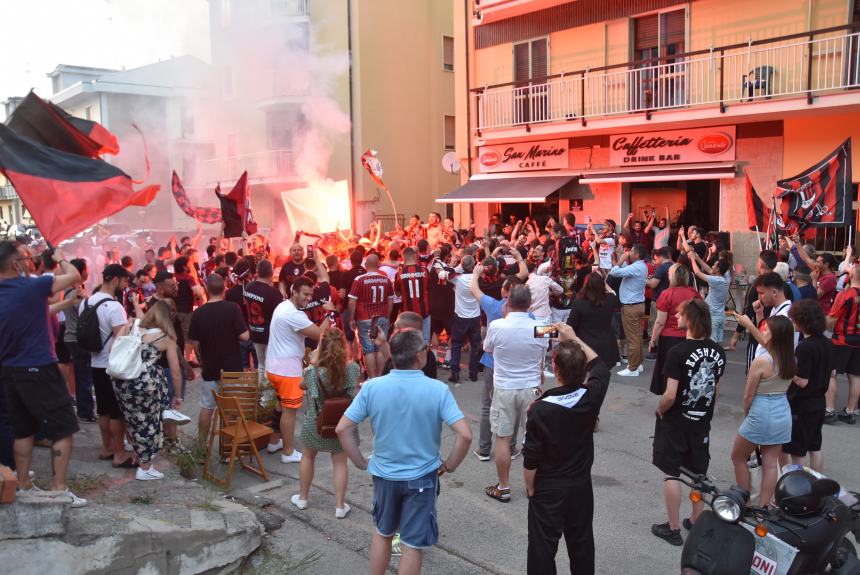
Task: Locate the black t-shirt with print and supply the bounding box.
[662,338,726,431]
[188,300,248,381]
[788,334,833,413]
[243,280,283,345]
[278,261,304,290]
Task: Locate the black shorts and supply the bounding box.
[2,364,79,440]
[431,316,452,337]
[652,418,710,477]
[55,324,72,363]
[92,367,123,420]
[783,409,824,456]
[832,344,860,376]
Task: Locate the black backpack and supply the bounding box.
[77,297,113,352]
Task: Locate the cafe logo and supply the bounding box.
[480,151,501,167]
[697,132,733,155]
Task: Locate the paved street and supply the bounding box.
[220,341,860,574]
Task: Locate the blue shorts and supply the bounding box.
[357,317,390,354]
[372,470,439,550]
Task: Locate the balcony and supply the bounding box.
[473,26,860,133]
[0,185,18,200]
[268,0,308,18]
[198,150,297,185]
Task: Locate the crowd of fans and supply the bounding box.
[1,208,858,574]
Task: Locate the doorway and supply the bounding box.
[630,179,720,234]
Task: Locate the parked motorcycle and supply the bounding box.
[674,466,860,575]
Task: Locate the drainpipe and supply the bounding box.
[464,0,474,223]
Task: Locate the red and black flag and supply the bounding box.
[0,122,158,245]
[6,91,119,157]
[776,138,852,230]
[745,172,770,231]
[216,171,257,238]
[171,171,222,224]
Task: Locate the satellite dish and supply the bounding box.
[441,152,461,175]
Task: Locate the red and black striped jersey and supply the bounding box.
[395,264,430,318]
[829,286,860,347]
[300,281,340,327]
[348,272,393,321]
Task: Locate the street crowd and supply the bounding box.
[1,209,859,575]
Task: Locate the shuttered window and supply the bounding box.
[633,8,685,56]
[634,14,658,51]
[513,38,549,82]
[661,9,685,47]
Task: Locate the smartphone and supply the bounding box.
[306,244,314,259]
[369,316,380,340]
[534,325,559,339]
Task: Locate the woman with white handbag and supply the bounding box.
[110,299,182,481]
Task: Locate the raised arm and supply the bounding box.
[470,263,486,301]
[49,251,82,294]
[644,212,656,234]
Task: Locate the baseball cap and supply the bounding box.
[102,263,131,282]
[154,270,175,284]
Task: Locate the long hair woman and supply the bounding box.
[686,246,733,344]
[112,299,182,480]
[567,272,620,368]
[730,314,796,506]
[649,265,700,395]
[291,328,360,518]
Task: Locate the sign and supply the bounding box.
[478,139,569,173]
[571,198,583,212]
[609,126,736,166]
[740,523,798,575]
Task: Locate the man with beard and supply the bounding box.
[625,212,653,252]
[645,210,670,250]
[278,242,306,295]
[300,248,341,342]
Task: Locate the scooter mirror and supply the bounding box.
[810,478,840,498]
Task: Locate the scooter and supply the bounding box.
[673,466,860,575]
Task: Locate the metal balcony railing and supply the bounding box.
[269,0,308,17]
[473,26,860,131]
[199,150,296,184]
[0,185,18,200]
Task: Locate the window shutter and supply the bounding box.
[661,10,685,47]
[514,42,530,83]
[530,38,548,80]
[634,14,658,51]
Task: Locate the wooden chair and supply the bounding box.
[218,371,265,458]
[203,382,272,489]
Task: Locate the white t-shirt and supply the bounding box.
[80,292,127,369]
[451,274,480,319]
[598,237,615,269]
[266,299,313,377]
[527,274,563,321]
[483,312,548,389]
[379,264,401,304]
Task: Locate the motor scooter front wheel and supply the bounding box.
[831,537,859,573]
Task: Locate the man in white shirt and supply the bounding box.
[439,255,481,384]
[527,267,563,324]
[266,276,333,463]
[483,284,548,503]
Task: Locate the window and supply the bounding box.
[443,36,454,71]
[512,37,549,123]
[632,9,686,108]
[223,66,234,99]
[443,115,456,150]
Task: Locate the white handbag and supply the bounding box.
[107,320,144,380]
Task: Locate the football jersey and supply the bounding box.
[301,281,340,326]
[395,264,430,318]
[830,286,860,347]
[348,272,394,321]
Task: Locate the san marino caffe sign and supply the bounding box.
[478,139,569,173]
[609,126,736,166]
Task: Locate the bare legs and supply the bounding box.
[732,435,782,507]
[494,435,512,488]
[297,449,349,509]
[15,435,74,491]
[279,407,299,456]
[662,476,703,531]
[370,533,423,575]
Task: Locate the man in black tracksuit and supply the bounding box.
[522,323,610,575]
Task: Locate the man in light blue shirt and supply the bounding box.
[337,329,472,574]
[609,243,649,377]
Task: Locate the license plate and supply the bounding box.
[740,524,799,575]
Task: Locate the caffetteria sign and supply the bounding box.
[478,139,569,173]
[609,126,736,166]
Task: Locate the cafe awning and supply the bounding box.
[578,162,737,184]
[435,174,577,204]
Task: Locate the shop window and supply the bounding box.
[443,36,454,71]
[443,115,456,150]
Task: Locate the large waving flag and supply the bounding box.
[171,171,222,224]
[777,139,852,230]
[6,91,119,157]
[745,172,770,231]
[217,171,257,238]
[0,122,158,245]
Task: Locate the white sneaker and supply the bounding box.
[280,450,302,464]
[290,494,308,510]
[335,503,351,519]
[18,483,42,494]
[124,440,134,452]
[28,470,35,480]
[266,439,284,454]
[66,489,88,508]
[136,467,165,481]
[616,366,643,377]
[162,409,191,425]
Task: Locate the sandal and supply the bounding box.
[485,483,511,503]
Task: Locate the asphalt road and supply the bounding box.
[218,341,860,574]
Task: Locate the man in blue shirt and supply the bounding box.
[0,241,86,506]
[609,243,649,377]
[470,259,527,461]
[337,329,472,575]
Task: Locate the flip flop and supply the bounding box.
[112,458,138,469]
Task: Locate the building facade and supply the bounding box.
[452,0,860,268]
[206,0,460,236]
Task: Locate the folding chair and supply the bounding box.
[218,371,265,457]
[203,389,271,489]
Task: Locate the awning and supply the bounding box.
[578,162,737,184]
[436,174,577,204]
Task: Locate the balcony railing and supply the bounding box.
[269,0,308,17]
[199,150,296,184]
[473,26,860,131]
[0,185,18,200]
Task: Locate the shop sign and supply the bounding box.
[609,126,736,166]
[478,139,569,173]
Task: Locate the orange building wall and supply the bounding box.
[783,112,860,181]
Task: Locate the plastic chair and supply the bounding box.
[743,66,774,101]
[203,389,271,489]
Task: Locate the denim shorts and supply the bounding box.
[372,470,439,550]
[199,379,220,410]
[739,394,792,446]
[357,317,390,354]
